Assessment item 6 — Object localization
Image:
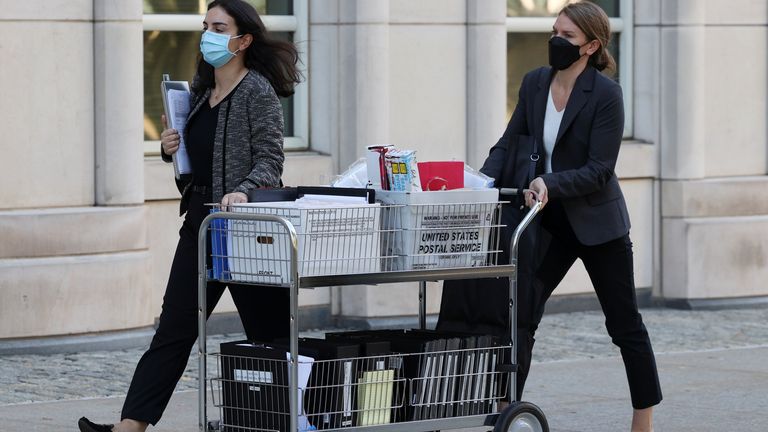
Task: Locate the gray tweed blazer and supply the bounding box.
[164,70,285,214]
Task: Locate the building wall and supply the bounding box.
[0,0,151,340]
[644,0,768,303]
[0,0,766,344]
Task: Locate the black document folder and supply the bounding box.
[219,341,290,432]
[328,329,447,421]
[273,337,360,429]
[298,186,376,204]
[248,186,376,204]
[325,331,405,424]
[462,335,496,415]
[246,187,299,203]
[456,335,476,417]
[324,331,394,369]
[417,338,447,420]
[438,337,463,418]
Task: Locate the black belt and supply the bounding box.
[190,185,211,195]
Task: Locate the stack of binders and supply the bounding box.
[325,332,400,426]
[273,337,360,429]
[326,329,502,421]
[453,334,499,417]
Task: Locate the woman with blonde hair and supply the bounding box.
[439,2,661,430]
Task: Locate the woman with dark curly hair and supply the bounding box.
[79,1,301,431]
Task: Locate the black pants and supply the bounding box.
[121,191,290,425]
[516,200,662,409]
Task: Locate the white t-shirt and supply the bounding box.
[543,86,565,174]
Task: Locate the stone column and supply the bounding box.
[0,0,94,208]
[333,0,395,324]
[94,0,144,205]
[332,0,478,326]
[659,3,707,180]
[658,0,768,306]
[309,0,342,164]
[337,0,391,169]
[0,1,152,344]
[466,0,507,169]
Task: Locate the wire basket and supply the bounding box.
[210,345,510,431]
[207,201,503,285]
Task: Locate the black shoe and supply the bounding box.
[78,417,114,432]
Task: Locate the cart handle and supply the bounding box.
[510,198,543,260]
[197,211,300,432]
[502,189,542,404]
[498,188,543,259]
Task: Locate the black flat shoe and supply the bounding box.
[78,417,114,432]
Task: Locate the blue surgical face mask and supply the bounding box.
[200,31,243,68]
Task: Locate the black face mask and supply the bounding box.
[548,36,586,70]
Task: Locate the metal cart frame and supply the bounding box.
[197,199,543,432]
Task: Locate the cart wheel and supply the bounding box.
[493,401,549,432]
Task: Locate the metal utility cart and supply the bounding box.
[197,194,547,432]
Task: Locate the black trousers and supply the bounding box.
[121,191,290,425]
[515,200,662,409]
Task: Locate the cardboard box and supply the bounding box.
[224,200,382,284]
[376,189,499,270]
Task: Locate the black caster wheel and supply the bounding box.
[493,401,549,432]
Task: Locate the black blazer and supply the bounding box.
[482,66,630,246]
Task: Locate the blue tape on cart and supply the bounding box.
[210,208,230,281]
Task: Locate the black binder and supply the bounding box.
[438,337,463,418]
[456,335,476,417]
[273,337,360,429]
[219,341,290,432]
[404,331,501,417]
[325,331,406,423]
[248,186,376,204]
[324,331,394,367]
[246,187,299,203]
[328,330,447,421]
[469,335,495,415]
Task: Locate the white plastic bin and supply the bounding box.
[222,201,382,283]
[376,189,500,270]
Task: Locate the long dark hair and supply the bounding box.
[560,1,616,75]
[193,0,301,97]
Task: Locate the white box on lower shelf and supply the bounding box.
[376,189,500,271]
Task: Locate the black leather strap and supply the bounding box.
[528,137,540,185]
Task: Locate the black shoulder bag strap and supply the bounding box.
[516,137,540,203]
[528,137,540,185]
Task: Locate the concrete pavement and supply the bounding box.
[1,307,767,431]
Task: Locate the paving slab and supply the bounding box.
[1,308,767,431]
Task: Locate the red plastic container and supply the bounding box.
[417,161,464,191]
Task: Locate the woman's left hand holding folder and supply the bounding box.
[160,114,180,156]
